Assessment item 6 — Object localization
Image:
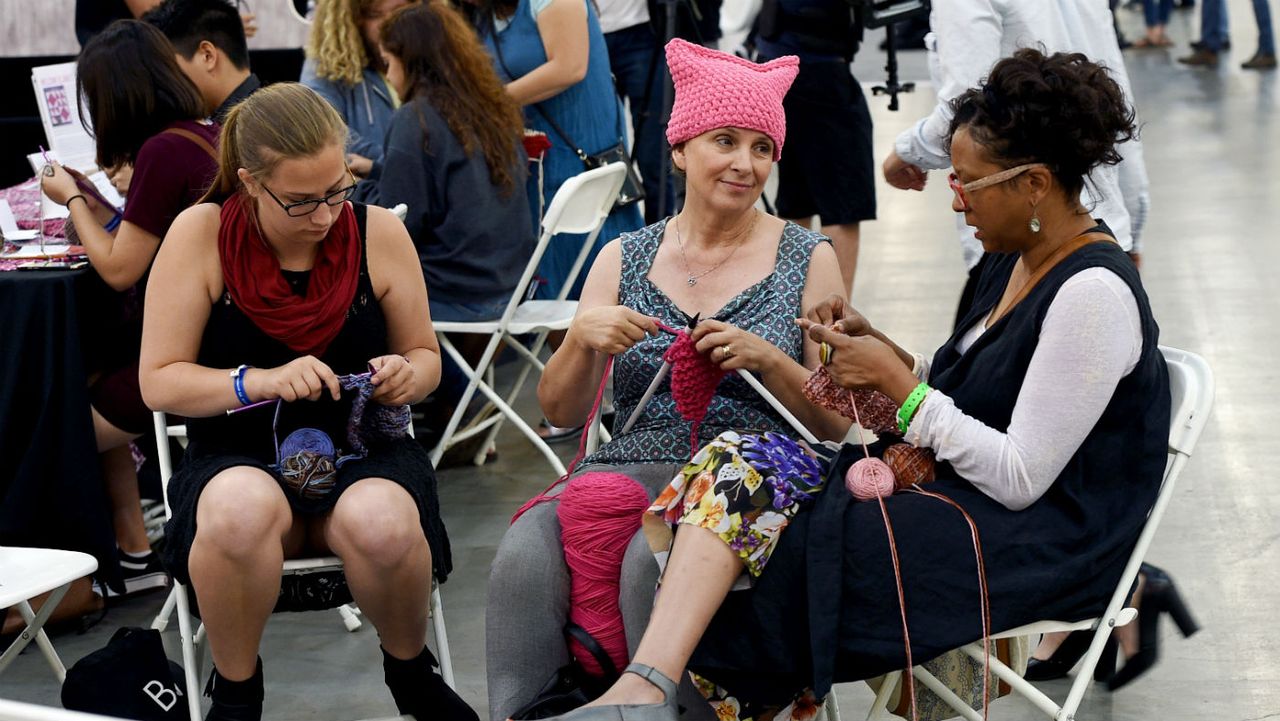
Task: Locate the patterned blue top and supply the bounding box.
[583,218,826,466]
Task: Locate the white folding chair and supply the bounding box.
[148,412,455,721]
[429,163,629,475]
[0,547,98,682]
[827,345,1215,721]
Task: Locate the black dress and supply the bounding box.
[686,236,1171,706]
[159,203,451,587]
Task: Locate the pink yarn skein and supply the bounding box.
[557,472,651,677]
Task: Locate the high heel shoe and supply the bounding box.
[1107,564,1200,691]
[1025,631,1118,682]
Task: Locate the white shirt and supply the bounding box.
[906,267,1143,511]
[893,0,1151,266]
[596,0,650,34]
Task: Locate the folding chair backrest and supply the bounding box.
[491,162,629,322]
[151,412,186,520]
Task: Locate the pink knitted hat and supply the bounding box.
[664,38,799,161]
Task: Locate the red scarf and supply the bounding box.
[218,193,362,357]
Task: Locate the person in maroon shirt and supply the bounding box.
[41,19,220,596]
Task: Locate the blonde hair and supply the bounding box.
[306,0,380,86]
[202,83,349,203]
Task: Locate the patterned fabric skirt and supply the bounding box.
[646,430,829,720]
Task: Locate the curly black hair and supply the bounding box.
[947,47,1138,200]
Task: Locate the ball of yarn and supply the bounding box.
[846,457,897,501]
[883,443,936,488]
[557,472,651,677]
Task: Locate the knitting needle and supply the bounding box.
[617,314,700,435]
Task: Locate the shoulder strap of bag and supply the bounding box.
[564,622,620,679]
[491,32,615,162]
[162,126,219,162]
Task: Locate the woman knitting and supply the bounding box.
[544,49,1173,721]
[484,39,851,720]
[138,84,475,721]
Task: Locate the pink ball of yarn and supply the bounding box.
[557,472,651,677]
[846,457,898,501]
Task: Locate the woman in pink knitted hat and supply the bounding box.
[485,38,851,720]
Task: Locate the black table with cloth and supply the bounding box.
[0,267,121,588]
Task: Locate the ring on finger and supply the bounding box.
[819,342,834,366]
[720,343,735,360]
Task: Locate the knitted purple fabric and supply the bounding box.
[664,38,799,161]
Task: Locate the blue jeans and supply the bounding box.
[604,22,675,223]
[1144,0,1173,27]
[1201,0,1229,49]
[1254,0,1276,54]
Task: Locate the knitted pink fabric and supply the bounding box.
[664,38,799,161]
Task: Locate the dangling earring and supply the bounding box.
[1029,207,1042,234]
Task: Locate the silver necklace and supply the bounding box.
[673,211,758,287]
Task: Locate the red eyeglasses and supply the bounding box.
[948,162,1048,211]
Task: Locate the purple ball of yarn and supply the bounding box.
[846,457,897,501]
[280,427,336,460]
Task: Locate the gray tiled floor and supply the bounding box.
[4,3,1279,719]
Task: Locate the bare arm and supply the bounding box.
[538,239,659,426]
[139,204,246,417]
[125,0,163,17]
[364,205,441,405]
[506,0,590,106]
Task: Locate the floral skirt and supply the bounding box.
[646,430,829,720]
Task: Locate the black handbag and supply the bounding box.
[492,40,645,210]
[508,622,621,719]
[61,627,189,721]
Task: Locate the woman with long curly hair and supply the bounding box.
[301,0,411,175]
[359,1,535,425]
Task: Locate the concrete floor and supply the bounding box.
[4,3,1279,719]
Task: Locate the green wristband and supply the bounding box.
[897,382,931,434]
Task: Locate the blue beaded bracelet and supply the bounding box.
[231,364,252,406]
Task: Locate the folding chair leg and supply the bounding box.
[430,586,454,690]
[864,671,901,721]
[173,582,203,721]
[430,334,504,468]
[337,603,362,632]
[473,331,551,465]
[0,584,72,682]
[912,667,984,721]
[435,337,567,476]
[152,586,178,631]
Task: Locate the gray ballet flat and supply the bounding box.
[538,663,679,721]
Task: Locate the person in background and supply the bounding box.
[468,0,644,303]
[40,20,220,597]
[754,0,875,295]
[76,0,255,48]
[1132,0,1174,47]
[303,0,411,177]
[144,0,262,124]
[599,0,673,223]
[881,0,1149,319]
[1181,0,1276,67]
[357,2,535,429]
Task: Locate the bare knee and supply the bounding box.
[195,468,291,560]
[328,479,426,568]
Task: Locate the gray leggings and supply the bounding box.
[485,463,715,720]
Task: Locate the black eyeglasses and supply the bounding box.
[260,174,357,217]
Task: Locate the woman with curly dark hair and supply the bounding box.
[361,1,533,325]
[542,49,1176,721]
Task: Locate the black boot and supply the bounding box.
[205,659,264,721]
[383,646,478,721]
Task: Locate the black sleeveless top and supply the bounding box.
[186,203,386,462]
[685,231,1172,704]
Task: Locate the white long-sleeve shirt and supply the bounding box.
[905,267,1143,511]
[893,0,1151,266]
